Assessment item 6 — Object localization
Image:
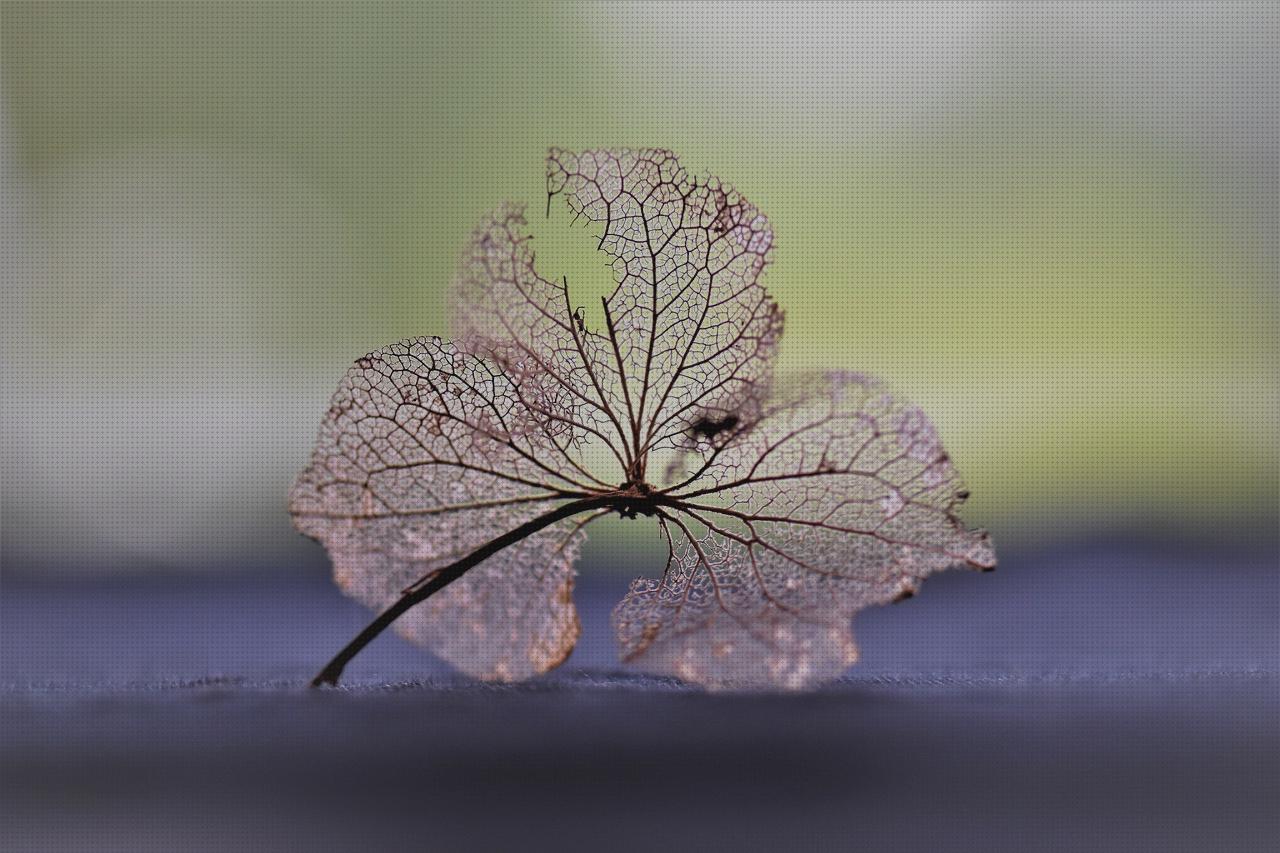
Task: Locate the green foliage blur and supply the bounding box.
[3,2,1275,572]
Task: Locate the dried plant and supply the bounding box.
[290,149,995,690]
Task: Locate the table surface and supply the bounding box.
[3,539,1276,852]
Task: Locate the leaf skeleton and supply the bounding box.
[290,148,995,691]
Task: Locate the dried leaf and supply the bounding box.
[546,149,783,464]
[289,337,594,680]
[614,371,995,689]
[292,149,994,689]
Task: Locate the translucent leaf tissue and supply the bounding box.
[290,149,995,690]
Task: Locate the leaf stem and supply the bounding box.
[310,494,617,687]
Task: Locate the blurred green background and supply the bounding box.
[2,2,1276,573]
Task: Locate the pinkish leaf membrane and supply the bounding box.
[292,149,993,689]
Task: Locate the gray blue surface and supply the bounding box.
[3,539,1277,852]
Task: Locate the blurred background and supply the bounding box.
[2,6,1277,851]
[2,1,1276,577]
